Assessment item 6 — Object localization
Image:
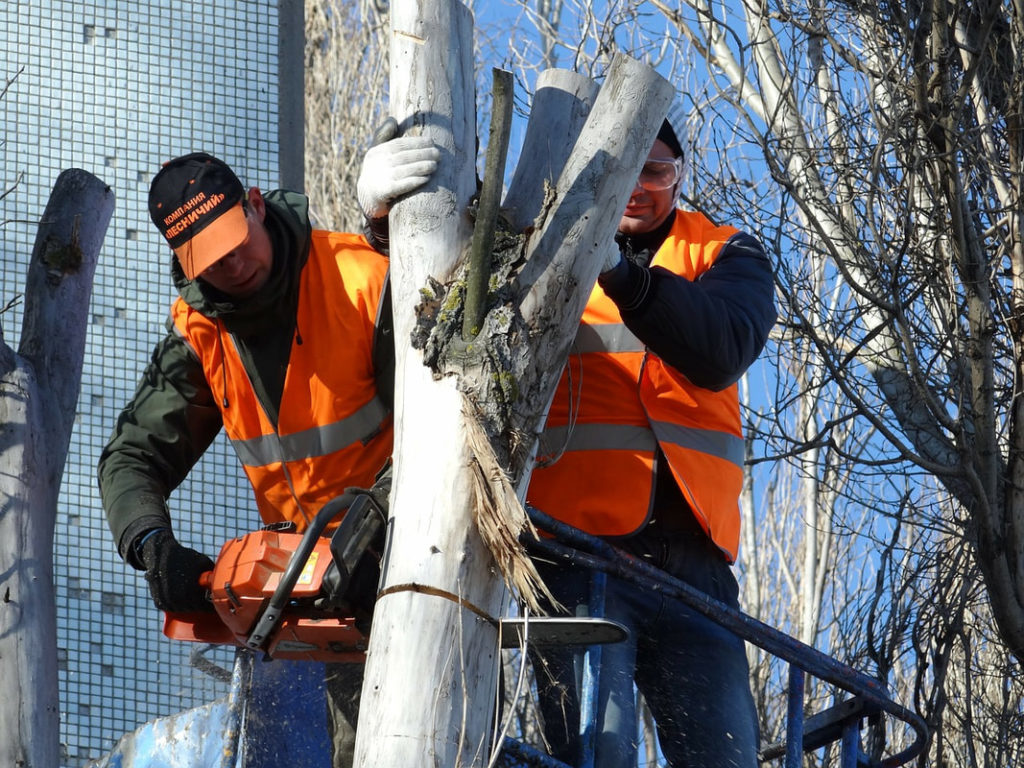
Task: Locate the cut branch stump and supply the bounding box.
[0,168,112,768]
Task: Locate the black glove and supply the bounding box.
[358,459,392,514]
[138,529,215,613]
[320,461,393,629]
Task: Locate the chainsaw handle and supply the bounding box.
[198,570,214,591]
[245,491,358,652]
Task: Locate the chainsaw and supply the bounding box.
[163,489,386,663]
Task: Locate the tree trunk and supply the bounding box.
[0,169,112,768]
[354,2,672,765]
[355,2,484,765]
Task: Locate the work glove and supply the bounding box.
[356,117,441,220]
[599,241,624,274]
[356,458,392,514]
[320,461,393,631]
[138,529,215,613]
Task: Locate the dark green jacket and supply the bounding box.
[98,190,312,568]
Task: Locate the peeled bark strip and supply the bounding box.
[0,169,112,768]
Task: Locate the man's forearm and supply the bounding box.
[600,232,776,389]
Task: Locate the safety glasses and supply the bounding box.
[635,157,683,192]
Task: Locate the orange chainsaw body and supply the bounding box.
[163,529,368,662]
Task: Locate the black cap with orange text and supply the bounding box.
[148,153,248,280]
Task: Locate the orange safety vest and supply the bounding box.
[171,231,392,530]
[527,211,746,562]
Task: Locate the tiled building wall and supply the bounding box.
[0,2,293,763]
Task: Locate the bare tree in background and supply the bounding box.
[305,0,390,231]
[664,0,1024,654]
[473,0,1024,764]
[651,0,1024,764]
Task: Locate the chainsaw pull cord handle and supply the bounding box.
[246,491,360,651]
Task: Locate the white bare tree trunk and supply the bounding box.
[355,3,487,765]
[353,2,672,766]
[0,168,112,768]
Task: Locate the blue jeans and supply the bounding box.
[530,528,760,768]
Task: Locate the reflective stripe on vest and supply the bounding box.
[232,394,390,467]
[572,323,643,354]
[540,422,658,456]
[527,210,746,561]
[540,419,744,469]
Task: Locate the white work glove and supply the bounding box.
[357,117,441,220]
[599,242,623,273]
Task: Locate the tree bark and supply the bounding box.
[353,1,672,765]
[0,169,112,768]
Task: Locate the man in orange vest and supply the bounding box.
[522,103,775,767]
[98,147,437,767]
[360,104,775,765]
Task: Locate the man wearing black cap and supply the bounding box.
[99,145,437,767]
[358,103,775,767]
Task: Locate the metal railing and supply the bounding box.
[496,507,929,768]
